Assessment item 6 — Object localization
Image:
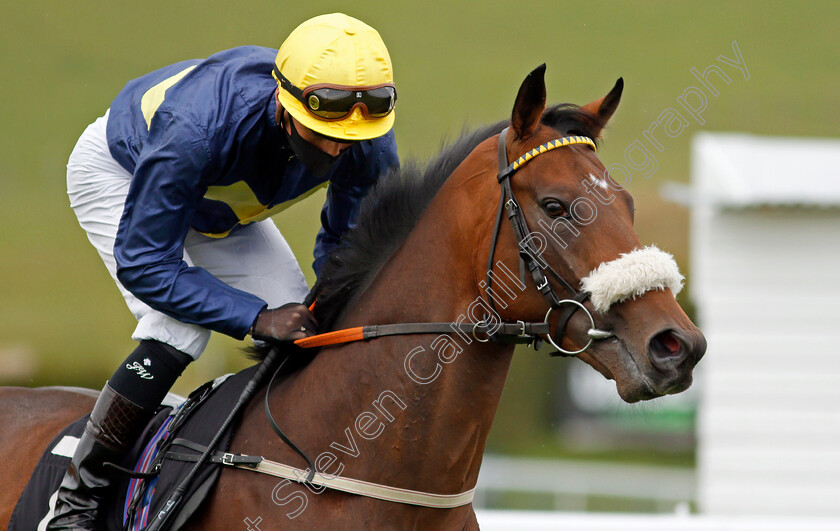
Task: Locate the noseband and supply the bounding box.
[484,127,613,355]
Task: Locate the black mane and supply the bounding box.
[308,119,506,331]
[250,103,602,365]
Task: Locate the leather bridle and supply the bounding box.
[482,127,613,355]
[292,128,615,355]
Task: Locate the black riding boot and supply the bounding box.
[47,383,154,530]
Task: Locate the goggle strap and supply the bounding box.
[273,66,305,100]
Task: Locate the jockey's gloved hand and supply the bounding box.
[250,302,319,343]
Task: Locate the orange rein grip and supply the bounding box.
[294,327,365,348]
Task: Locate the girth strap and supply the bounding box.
[164,439,475,509]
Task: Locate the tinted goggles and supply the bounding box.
[273,66,396,121]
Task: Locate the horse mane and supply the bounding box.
[250,103,603,366]
[309,120,506,331]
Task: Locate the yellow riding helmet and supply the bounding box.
[274,13,395,141]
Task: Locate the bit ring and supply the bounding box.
[544,299,595,356]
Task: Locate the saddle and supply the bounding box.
[9,364,260,531]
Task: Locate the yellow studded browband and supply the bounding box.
[508,135,596,173]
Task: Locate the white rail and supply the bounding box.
[475,510,840,530]
[475,454,694,511]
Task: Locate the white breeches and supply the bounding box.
[66,110,309,358]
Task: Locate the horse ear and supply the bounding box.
[580,77,624,137]
[511,64,547,139]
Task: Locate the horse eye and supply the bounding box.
[542,199,568,218]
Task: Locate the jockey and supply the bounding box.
[48,13,398,529]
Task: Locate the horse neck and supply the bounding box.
[291,151,515,495]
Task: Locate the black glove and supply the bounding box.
[250,303,319,343]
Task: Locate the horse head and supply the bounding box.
[486,65,706,402]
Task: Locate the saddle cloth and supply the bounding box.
[9,364,259,531]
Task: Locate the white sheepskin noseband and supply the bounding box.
[580,245,684,313]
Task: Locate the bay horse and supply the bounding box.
[0,65,705,529]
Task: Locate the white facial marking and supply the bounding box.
[588,172,609,191]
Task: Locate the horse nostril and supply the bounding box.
[659,332,682,354]
[648,330,685,371]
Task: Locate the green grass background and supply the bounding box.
[1,1,838,467]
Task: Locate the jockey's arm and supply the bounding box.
[313,130,399,276]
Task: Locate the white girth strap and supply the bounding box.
[233,458,475,508]
[580,245,684,313]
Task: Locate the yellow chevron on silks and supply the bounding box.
[200,181,329,238]
[509,135,596,171]
[140,65,198,130]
